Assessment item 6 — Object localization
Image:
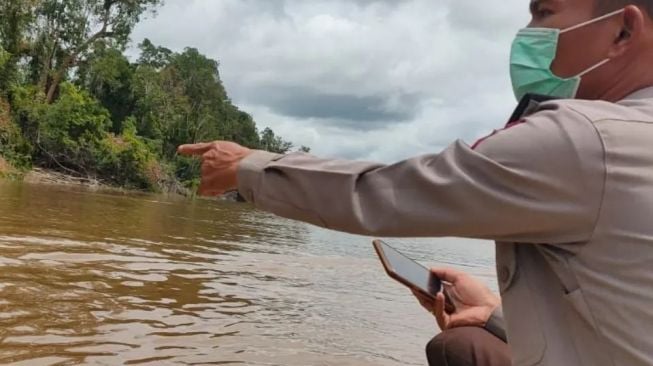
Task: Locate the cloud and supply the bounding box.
[131,0,531,162]
[248,85,420,127]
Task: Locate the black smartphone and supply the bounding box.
[373,239,442,298]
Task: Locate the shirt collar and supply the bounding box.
[622,86,653,101]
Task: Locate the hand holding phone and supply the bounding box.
[373,240,501,331]
[372,240,455,313]
[421,267,502,331]
[373,240,440,296]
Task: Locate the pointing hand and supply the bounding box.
[177,141,253,196]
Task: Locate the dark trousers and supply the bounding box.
[426,327,511,366]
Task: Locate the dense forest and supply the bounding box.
[0,0,303,193]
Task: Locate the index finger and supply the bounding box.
[434,292,449,330]
[177,142,215,156]
[430,267,464,283]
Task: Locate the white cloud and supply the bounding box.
[131,0,531,162]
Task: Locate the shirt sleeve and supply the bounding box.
[237,102,606,244]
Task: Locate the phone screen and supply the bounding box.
[375,240,441,297]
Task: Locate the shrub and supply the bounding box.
[96,118,163,190]
[9,83,169,190]
[0,97,31,170]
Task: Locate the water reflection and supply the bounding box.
[0,181,495,365]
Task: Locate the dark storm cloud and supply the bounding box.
[250,86,420,125]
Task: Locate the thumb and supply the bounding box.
[430,267,463,284]
[178,142,215,156]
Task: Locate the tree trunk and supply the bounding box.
[45,54,74,104]
[38,41,57,93]
[44,27,107,104]
[45,69,63,104]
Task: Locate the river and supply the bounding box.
[0,181,496,366]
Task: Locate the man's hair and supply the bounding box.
[596,0,653,17]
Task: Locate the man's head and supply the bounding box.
[527,0,653,100]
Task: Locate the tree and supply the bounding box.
[298,145,311,153]
[76,44,134,133]
[222,110,261,149]
[1,8,298,193]
[0,47,10,73]
[0,0,38,93]
[137,38,172,69]
[132,43,263,157]
[29,0,162,103]
[131,62,190,152]
[260,127,293,154]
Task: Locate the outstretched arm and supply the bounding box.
[179,103,605,244]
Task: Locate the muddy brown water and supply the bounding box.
[0,181,496,365]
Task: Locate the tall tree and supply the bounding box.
[137,38,172,69]
[76,44,134,133]
[132,44,262,157]
[30,0,161,103]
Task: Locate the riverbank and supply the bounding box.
[0,162,245,201]
[23,168,106,188]
[0,160,159,194]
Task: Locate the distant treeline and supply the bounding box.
[0,0,307,192]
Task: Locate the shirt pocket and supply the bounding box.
[563,288,609,366]
[497,244,547,366]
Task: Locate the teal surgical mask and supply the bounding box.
[510,9,624,101]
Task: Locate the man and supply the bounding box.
[178,0,653,365]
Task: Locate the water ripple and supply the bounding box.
[0,181,496,365]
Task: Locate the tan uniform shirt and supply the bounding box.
[238,86,653,366]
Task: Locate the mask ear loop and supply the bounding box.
[562,8,625,79]
[560,8,625,34]
[576,58,611,77]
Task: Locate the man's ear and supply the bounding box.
[608,5,645,57]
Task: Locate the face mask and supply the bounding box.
[510,8,624,101]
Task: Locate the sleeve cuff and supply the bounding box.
[237,150,282,203]
[484,307,507,343]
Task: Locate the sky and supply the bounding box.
[130,0,531,162]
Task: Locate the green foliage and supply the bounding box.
[172,155,201,190]
[131,43,270,157]
[11,83,163,189]
[0,4,301,193]
[77,45,135,133]
[0,97,31,170]
[0,1,35,93]
[157,47,227,152]
[38,83,110,167]
[9,84,46,145]
[96,118,162,190]
[131,63,189,147]
[12,82,109,172]
[0,48,9,69]
[28,0,163,103]
[260,127,294,154]
[138,39,173,69]
[0,47,10,94]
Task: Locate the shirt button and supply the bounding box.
[498,266,511,284]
